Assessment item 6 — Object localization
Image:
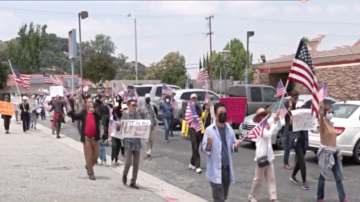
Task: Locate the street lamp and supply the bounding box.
[246,31,254,84]
[78,11,88,94]
[128,13,138,84]
[222,49,230,96]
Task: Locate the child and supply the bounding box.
[99,135,108,164]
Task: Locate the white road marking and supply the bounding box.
[273,150,312,156]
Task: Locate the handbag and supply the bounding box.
[257,138,270,168]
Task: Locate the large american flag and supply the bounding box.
[43,74,58,84]
[184,102,202,132]
[247,115,270,139]
[318,84,327,103]
[162,84,172,96]
[9,64,31,89]
[288,40,319,117]
[196,68,209,84]
[274,79,285,97]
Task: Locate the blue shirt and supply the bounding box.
[202,123,237,184]
[159,102,173,119]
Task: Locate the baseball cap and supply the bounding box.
[145,93,150,98]
[190,93,197,99]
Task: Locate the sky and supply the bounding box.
[0,0,360,78]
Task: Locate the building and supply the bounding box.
[253,34,360,100]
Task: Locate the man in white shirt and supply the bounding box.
[248,108,281,202]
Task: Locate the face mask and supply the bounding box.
[145,98,150,104]
[165,99,170,103]
[218,112,227,123]
[326,113,333,120]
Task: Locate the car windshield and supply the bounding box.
[332,104,359,119]
[267,98,305,112]
[135,87,152,96]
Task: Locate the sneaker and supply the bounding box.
[129,183,139,189]
[188,164,195,170]
[302,182,309,190]
[284,164,292,170]
[290,176,299,184]
[89,174,96,180]
[196,168,202,174]
[165,140,169,143]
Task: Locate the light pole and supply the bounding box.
[222,50,230,96]
[78,11,88,94]
[245,31,254,84]
[128,13,138,83]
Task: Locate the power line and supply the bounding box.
[214,34,295,47]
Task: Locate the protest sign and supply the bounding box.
[50,86,64,97]
[291,109,317,132]
[219,97,247,123]
[111,119,151,139]
[0,101,14,116]
[11,96,22,105]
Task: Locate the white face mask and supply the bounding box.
[165,99,170,102]
[326,113,333,120]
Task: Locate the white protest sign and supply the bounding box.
[11,96,22,105]
[291,109,317,132]
[111,119,151,139]
[50,86,64,97]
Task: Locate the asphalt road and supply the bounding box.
[38,118,360,202]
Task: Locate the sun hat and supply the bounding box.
[253,108,271,123]
[190,93,197,99]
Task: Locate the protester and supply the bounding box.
[1,95,12,134]
[283,89,299,170]
[72,97,101,180]
[248,108,281,202]
[38,94,46,120]
[111,103,127,165]
[202,102,213,129]
[19,96,30,133]
[98,135,108,164]
[29,95,38,130]
[75,93,85,133]
[49,95,66,138]
[290,129,309,190]
[13,94,20,123]
[159,94,174,143]
[67,94,76,124]
[120,99,142,189]
[140,93,158,159]
[317,103,347,202]
[99,95,110,139]
[202,102,242,202]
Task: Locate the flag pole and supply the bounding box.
[277,80,290,111]
[8,60,25,111]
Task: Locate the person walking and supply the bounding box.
[121,99,142,189]
[29,95,38,130]
[283,89,299,170]
[19,96,30,133]
[248,108,281,202]
[72,97,101,180]
[49,95,66,138]
[317,103,347,202]
[159,94,173,143]
[1,95,12,134]
[99,95,110,139]
[202,102,242,202]
[13,94,20,123]
[140,93,158,159]
[75,94,85,133]
[290,128,309,190]
[111,103,127,165]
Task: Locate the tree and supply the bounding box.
[90,34,116,56]
[144,62,162,80]
[302,37,310,45]
[0,62,9,89]
[6,22,48,73]
[83,53,117,83]
[158,52,188,88]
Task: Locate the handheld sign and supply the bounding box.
[50,86,64,97]
[219,97,247,123]
[111,119,151,139]
[291,109,317,132]
[0,101,14,116]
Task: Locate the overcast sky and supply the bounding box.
[0,0,359,78]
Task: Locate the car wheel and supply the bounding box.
[352,140,360,165]
[275,129,284,150]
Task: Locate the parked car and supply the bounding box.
[171,89,220,126]
[228,84,278,133]
[239,95,337,149]
[127,84,181,121]
[308,101,360,164]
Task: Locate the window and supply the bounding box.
[180,92,191,100]
[304,100,311,109]
[208,92,219,101]
[332,104,359,119]
[155,87,162,97]
[324,99,336,106]
[171,86,181,90]
[195,92,205,101]
[263,87,277,102]
[135,87,152,96]
[180,92,205,101]
[250,87,262,102]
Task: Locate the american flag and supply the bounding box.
[121,81,127,91]
[203,76,210,89]
[318,84,327,103]
[288,39,319,117]
[188,103,202,132]
[9,63,31,89]
[123,91,129,102]
[196,68,209,84]
[185,79,190,89]
[247,115,270,139]
[171,95,178,108]
[43,74,58,84]
[162,84,172,96]
[133,87,138,100]
[274,79,285,97]
[108,118,116,135]
[279,103,288,118]
[112,81,118,95]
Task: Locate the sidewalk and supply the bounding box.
[0,118,207,202]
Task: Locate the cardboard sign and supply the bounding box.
[0,101,14,116]
[291,109,317,132]
[50,86,64,97]
[111,119,151,139]
[219,97,247,123]
[10,96,22,105]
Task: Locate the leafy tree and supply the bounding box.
[6,22,48,73]
[90,34,116,56]
[83,53,117,83]
[159,52,188,88]
[124,74,136,80]
[144,62,163,80]
[0,62,9,89]
[302,37,310,45]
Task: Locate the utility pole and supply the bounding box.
[205,15,214,90]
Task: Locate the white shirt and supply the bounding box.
[254,119,282,162]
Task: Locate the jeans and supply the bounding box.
[189,128,202,168]
[98,148,106,162]
[210,166,231,202]
[283,125,292,165]
[317,154,346,202]
[163,117,171,141]
[292,134,306,182]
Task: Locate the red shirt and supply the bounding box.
[84,112,96,137]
